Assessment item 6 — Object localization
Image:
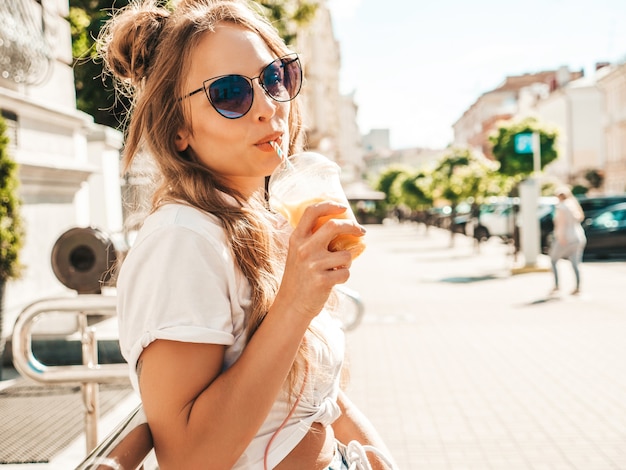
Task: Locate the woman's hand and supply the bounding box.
[277,201,366,320]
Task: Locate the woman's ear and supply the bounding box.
[175,130,190,152]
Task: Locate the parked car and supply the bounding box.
[427,205,453,229]
[473,197,518,240]
[474,197,557,253]
[577,194,626,223]
[450,201,473,234]
[582,202,626,258]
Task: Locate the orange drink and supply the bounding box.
[269,152,366,260]
[274,195,366,259]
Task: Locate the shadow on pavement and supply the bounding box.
[519,295,563,307]
[439,274,502,283]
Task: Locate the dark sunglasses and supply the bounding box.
[182,53,302,119]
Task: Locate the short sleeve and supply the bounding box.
[117,221,241,390]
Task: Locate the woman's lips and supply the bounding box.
[255,135,282,153]
[256,141,277,152]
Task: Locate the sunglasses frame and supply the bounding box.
[182,53,302,119]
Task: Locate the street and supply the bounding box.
[343,222,626,470]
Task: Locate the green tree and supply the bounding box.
[374,166,411,206]
[489,116,559,177]
[0,117,24,283]
[430,147,511,245]
[69,0,319,128]
[398,170,433,210]
[70,0,133,128]
[256,0,319,45]
[431,147,508,207]
[0,115,25,379]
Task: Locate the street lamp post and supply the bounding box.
[514,132,541,268]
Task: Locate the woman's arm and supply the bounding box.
[138,311,308,469]
[137,202,365,469]
[332,390,397,470]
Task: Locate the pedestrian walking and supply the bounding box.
[99,0,395,469]
[549,186,586,295]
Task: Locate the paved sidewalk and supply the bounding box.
[342,222,626,470]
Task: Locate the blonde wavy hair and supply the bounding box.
[99,0,309,393]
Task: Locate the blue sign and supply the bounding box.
[514,133,534,154]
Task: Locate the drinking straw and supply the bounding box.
[270,140,293,169]
[270,140,284,161]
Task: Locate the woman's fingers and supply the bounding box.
[294,201,349,233]
[294,201,366,247]
[278,202,365,319]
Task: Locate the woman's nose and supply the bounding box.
[250,80,277,121]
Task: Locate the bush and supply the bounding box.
[0,114,24,377]
[0,116,24,282]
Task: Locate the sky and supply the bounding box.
[327,0,626,150]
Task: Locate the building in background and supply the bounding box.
[296,4,341,160]
[453,68,583,160]
[362,129,391,154]
[361,128,444,178]
[451,62,626,195]
[597,63,626,194]
[0,0,123,341]
[336,91,363,182]
[534,67,609,186]
[296,2,365,184]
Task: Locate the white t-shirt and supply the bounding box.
[116,203,345,469]
[554,200,586,245]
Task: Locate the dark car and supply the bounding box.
[583,202,626,258]
[577,194,626,223]
[539,209,555,254]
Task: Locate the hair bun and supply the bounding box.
[100,4,170,86]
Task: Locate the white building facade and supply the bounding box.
[296,4,341,159]
[0,0,123,343]
[534,74,607,185]
[597,63,626,194]
[296,2,364,183]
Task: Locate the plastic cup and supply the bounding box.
[268,152,365,259]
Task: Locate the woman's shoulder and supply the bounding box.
[152,202,221,224]
[120,203,238,284]
[143,203,223,236]
[127,203,228,254]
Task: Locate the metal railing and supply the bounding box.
[75,404,157,470]
[335,285,365,331]
[11,294,129,453]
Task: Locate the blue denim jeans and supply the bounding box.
[328,441,349,469]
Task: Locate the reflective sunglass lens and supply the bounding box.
[262,56,301,102]
[208,75,253,118]
[261,61,285,100]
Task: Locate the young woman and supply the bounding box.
[549,186,586,295]
[100,1,395,468]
